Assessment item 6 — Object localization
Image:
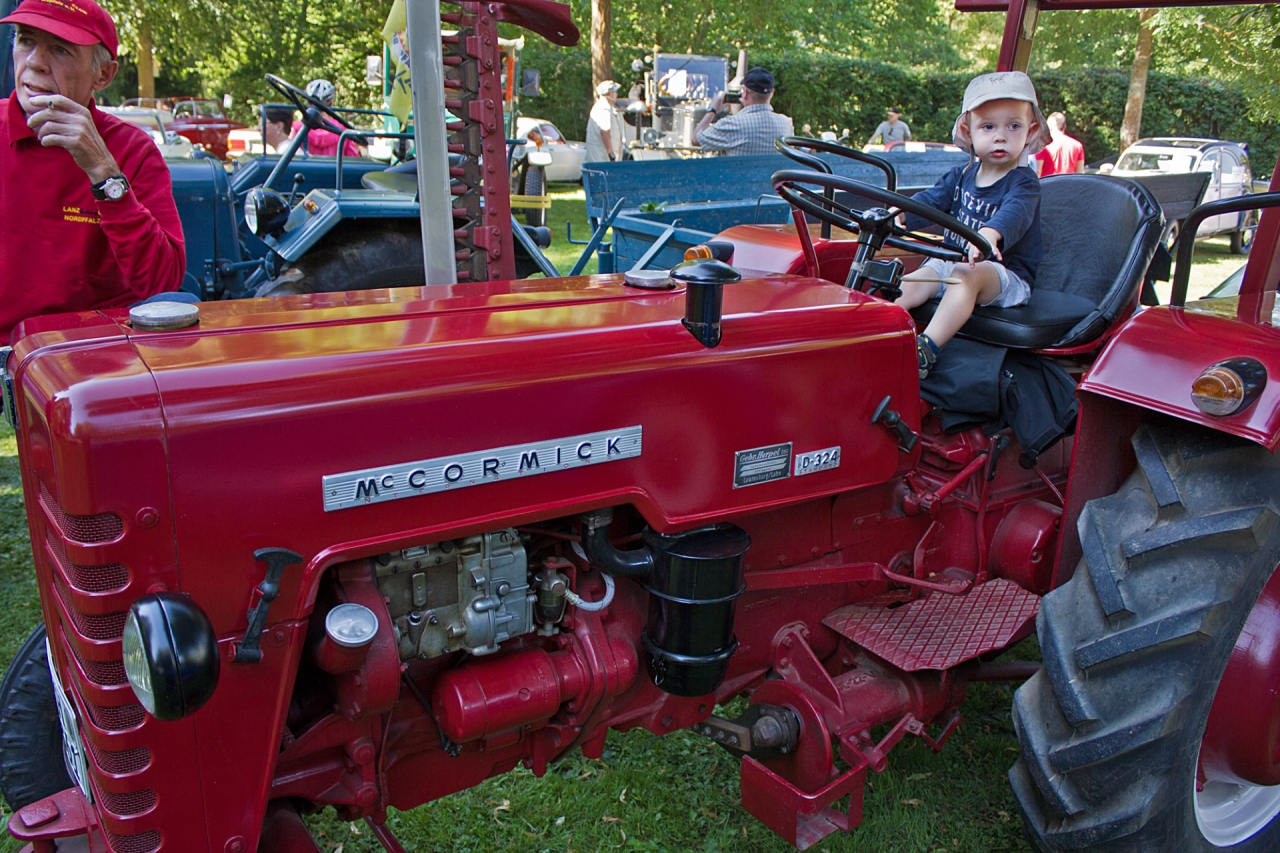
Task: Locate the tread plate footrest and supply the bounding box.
[823,579,1040,671]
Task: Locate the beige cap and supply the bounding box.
[952,71,1051,155]
[596,80,620,96]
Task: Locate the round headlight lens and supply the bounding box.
[121,609,156,716]
[244,187,290,238]
[122,593,221,721]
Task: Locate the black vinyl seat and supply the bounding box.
[911,174,1163,349]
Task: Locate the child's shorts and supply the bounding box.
[919,258,1032,308]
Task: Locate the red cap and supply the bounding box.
[0,0,119,59]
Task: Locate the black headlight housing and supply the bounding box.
[244,187,291,238]
[122,593,220,721]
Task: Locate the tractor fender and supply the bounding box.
[1080,304,1280,451]
[269,188,422,262]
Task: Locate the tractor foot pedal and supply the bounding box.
[822,579,1039,672]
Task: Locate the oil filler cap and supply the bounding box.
[129,301,200,331]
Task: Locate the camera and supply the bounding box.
[724,87,742,104]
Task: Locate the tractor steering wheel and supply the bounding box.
[265,74,355,137]
[771,169,994,290]
[775,136,897,192]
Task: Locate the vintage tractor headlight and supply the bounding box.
[1190,358,1267,417]
[244,187,290,238]
[122,593,220,721]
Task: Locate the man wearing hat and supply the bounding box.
[694,66,793,157]
[0,0,186,343]
[867,107,911,147]
[586,79,623,163]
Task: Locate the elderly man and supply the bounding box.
[585,79,622,162]
[0,0,186,342]
[694,66,793,157]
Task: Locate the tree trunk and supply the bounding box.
[1120,8,1156,152]
[137,18,155,99]
[591,0,611,91]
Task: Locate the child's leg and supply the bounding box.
[895,276,943,310]
[920,262,1003,348]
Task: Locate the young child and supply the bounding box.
[895,72,1052,378]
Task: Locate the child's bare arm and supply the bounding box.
[968,226,1003,266]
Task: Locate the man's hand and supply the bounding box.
[710,92,726,113]
[969,226,1003,267]
[26,95,120,184]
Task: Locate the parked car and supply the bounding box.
[98,106,194,158]
[515,116,586,182]
[122,97,246,159]
[1112,137,1258,253]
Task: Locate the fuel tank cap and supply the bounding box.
[624,269,674,289]
[129,301,200,331]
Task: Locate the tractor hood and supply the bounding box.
[10,274,916,629]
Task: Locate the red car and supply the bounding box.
[122,98,245,159]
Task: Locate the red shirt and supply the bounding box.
[290,120,360,158]
[1035,133,1085,177]
[1,97,186,343]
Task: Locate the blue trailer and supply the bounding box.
[582,146,972,271]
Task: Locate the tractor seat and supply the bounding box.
[360,154,466,195]
[911,174,1162,349]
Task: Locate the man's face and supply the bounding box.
[12,25,114,113]
[888,112,899,125]
[968,99,1035,166]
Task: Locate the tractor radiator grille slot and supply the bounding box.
[39,482,122,543]
[86,739,151,775]
[53,575,127,641]
[46,530,129,592]
[67,637,127,686]
[99,788,157,817]
[105,828,161,853]
[82,699,145,732]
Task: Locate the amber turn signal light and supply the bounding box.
[684,244,714,261]
[1190,358,1267,417]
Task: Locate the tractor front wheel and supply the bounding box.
[524,166,547,228]
[1011,419,1280,852]
[0,624,73,810]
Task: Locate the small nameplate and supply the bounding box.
[733,442,792,488]
[794,446,841,477]
[324,426,643,511]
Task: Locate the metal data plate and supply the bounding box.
[794,446,841,477]
[733,442,792,488]
[46,639,93,804]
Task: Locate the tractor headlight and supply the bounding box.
[244,187,290,238]
[122,593,220,721]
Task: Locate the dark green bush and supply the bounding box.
[519,45,1279,176]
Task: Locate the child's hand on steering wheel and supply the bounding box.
[969,226,1003,267]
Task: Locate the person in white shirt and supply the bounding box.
[585,80,623,162]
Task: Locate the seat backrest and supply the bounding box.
[1035,173,1162,344]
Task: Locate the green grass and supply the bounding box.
[0,221,1257,852]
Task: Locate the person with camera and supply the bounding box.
[694,67,793,157]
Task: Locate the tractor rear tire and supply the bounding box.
[255,220,428,297]
[0,624,73,810]
[524,166,547,228]
[1010,419,1280,852]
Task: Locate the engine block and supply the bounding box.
[377,529,534,659]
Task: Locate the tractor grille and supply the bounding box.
[86,739,151,776]
[105,829,161,853]
[47,530,129,592]
[67,637,127,686]
[52,574,127,641]
[38,484,163,852]
[99,789,158,818]
[40,482,122,543]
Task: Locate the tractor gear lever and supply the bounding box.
[872,395,919,453]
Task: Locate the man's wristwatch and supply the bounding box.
[91,175,130,202]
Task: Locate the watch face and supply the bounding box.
[104,178,127,200]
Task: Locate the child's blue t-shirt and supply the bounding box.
[903,164,1042,286]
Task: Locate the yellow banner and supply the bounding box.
[382,0,412,123]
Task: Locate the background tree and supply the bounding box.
[1120,8,1155,150]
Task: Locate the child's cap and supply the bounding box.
[952,71,1051,156]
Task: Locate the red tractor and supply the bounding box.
[1,0,1278,851]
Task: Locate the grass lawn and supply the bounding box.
[0,202,1257,852]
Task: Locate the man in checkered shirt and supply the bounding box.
[694,66,793,156]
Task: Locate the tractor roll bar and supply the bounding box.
[1171,192,1280,307]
